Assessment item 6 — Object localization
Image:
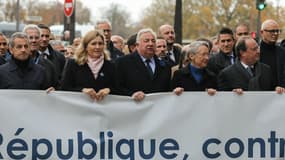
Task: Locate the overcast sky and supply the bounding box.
[67,0,153,23]
[47,0,284,24]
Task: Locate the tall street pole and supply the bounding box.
[174,0,182,44]
[256,10,261,42]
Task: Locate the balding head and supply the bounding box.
[111,35,124,51]
[158,24,173,35]
[158,24,175,46]
[260,19,281,44]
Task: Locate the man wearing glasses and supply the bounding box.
[95,20,124,61]
[260,19,285,87]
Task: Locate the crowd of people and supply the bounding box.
[0,18,285,101]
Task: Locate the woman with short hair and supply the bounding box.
[172,40,217,96]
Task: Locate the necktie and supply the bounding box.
[145,59,154,79]
[229,55,234,64]
[246,66,254,77]
[42,52,49,59]
[167,52,175,62]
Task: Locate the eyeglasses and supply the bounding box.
[263,29,282,34]
[237,32,249,36]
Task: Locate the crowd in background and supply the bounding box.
[1,18,285,101]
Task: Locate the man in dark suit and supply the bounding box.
[207,27,235,75]
[23,24,58,88]
[158,24,181,67]
[0,33,8,65]
[37,24,66,84]
[218,36,284,94]
[115,28,171,101]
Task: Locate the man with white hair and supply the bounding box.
[23,24,58,88]
[259,19,285,87]
[115,28,171,101]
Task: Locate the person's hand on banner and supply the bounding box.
[96,88,110,101]
[206,88,217,96]
[232,88,243,95]
[173,87,184,96]
[275,86,285,94]
[132,91,145,101]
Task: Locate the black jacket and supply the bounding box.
[0,58,47,89]
[44,45,66,81]
[0,56,5,65]
[260,41,285,87]
[107,41,124,61]
[218,61,273,91]
[115,52,171,96]
[172,65,217,91]
[207,51,235,75]
[61,59,115,93]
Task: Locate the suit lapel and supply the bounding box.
[133,52,153,79]
[153,56,168,80]
[235,61,252,80]
[253,62,262,76]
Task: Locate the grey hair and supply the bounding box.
[184,40,209,58]
[95,19,112,30]
[136,28,157,43]
[22,24,41,36]
[9,32,29,48]
[49,40,64,47]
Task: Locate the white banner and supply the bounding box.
[0,90,285,159]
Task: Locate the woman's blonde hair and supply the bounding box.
[74,30,110,65]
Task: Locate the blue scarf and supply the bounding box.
[189,64,203,83]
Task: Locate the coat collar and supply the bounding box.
[7,58,34,72]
